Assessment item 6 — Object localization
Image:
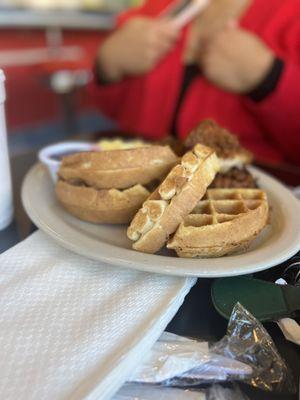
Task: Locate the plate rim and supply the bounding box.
[22,163,300,278]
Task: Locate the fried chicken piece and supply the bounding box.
[184,119,253,162]
[209,167,257,188]
[184,120,256,188]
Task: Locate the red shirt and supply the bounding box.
[90,0,300,165]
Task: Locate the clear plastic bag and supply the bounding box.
[129,303,295,394]
[211,303,295,393]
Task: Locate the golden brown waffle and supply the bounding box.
[167,188,269,258]
[56,180,149,224]
[58,146,178,190]
[127,144,220,254]
[56,145,178,224]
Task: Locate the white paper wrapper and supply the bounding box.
[129,332,252,384]
[114,383,249,400]
[275,278,300,346]
[114,384,206,400]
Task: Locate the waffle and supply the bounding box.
[56,145,178,224]
[58,146,178,190]
[56,180,150,224]
[167,189,268,258]
[127,144,220,254]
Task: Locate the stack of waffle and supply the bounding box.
[56,120,269,258]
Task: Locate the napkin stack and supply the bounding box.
[0,231,195,400]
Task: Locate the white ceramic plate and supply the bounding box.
[22,164,300,277]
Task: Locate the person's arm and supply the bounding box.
[96,18,179,83]
[90,1,179,124]
[197,27,300,165]
[243,61,300,165]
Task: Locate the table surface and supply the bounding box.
[1,147,299,400]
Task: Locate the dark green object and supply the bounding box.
[211,277,300,322]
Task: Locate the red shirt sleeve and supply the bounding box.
[243,61,300,165]
[89,74,146,131]
[242,0,300,166]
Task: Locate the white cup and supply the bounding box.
[0,70,13,230]
[38,141,95,183]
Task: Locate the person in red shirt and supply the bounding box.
[91,0,300,165]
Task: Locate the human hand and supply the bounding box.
[197,26,275,93]
[98,17,179,82]
[183,0,251,64]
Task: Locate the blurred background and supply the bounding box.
[0,0,142,155]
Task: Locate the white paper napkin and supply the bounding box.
[0,230,195,400]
